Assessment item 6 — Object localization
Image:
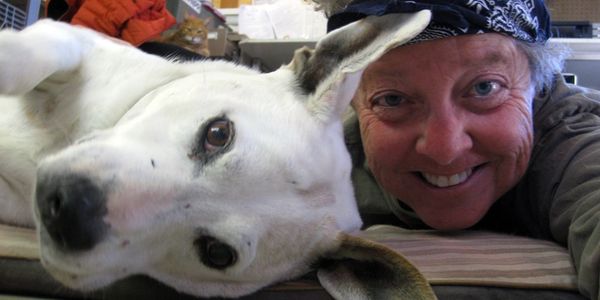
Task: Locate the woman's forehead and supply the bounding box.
[365,33,523,77]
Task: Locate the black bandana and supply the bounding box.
[327,0,551,44]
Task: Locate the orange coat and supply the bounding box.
[46,0,176,46]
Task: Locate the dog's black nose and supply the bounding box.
[36,174,109,252]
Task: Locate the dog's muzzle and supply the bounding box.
[36,173,110,252]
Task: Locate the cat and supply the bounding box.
[160,16,211,57]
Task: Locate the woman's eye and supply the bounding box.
[465,80,510,111]
[204,119,233,152]
[472,81,500,97]
[372,93,406,107]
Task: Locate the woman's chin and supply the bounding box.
[423,217,480,230]
[413,204,488,230]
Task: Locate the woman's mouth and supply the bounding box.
[420,168,474,188]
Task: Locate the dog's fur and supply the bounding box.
[0,11,436,299]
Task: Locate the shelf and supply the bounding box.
[239,38,317,71]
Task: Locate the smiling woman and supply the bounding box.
[353,33,535,230]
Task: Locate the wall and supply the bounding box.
[547,0,600,22]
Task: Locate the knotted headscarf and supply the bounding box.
[327,0,551,44]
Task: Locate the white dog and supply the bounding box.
[0,11,436,299]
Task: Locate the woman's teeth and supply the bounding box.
[422,168,473,188]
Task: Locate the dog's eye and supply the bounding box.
[204,119,232,151]
[195,236,237,269]
[190,118,235,162]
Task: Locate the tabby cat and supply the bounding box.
[161,16,211,57]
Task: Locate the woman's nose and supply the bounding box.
[415,111,472,166]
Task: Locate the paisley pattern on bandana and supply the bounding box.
[327,0,551,44]
[466,0,492,14]
[485,0,539,41]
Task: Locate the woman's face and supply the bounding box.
[354,33,535,230]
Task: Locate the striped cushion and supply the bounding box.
[358,225,578,291]
[0,224,38,260]
[0,224,578,292]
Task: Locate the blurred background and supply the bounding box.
[1,0,599,88]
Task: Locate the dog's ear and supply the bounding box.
[317,232,437,300]
[287,10,431,123]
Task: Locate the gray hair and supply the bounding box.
[513,39,570,94]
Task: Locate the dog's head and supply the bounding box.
[33,11,434,299]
